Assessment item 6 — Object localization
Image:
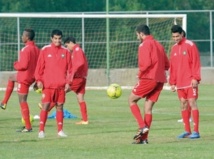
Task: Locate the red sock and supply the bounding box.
[130,104,145,128]
[2,80,14,104]
[79,101,88,121]
[141,114,152,140]
[192,109,199,133]
[20,102,31,129]
[182,110,191,133]
[56,110,64,132]
[48,102,55,112]
[39,110,48,132]
[187,104,191,119]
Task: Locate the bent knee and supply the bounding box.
[128,93,141,105]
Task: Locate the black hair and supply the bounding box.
[182,30,186,37]
[135,24,150,35]
[64,36,76,44]
[171,25,183,34]
[24,28,35,40]
[51,29,63,38]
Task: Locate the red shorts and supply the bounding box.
[42,88,65,104]
[17,83,29,94]
[70,78,86,94]
[177,87,198,99]
[132,79,164,102]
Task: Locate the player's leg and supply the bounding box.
[177,89,191,138]
[130,92,150,144]
[38,102,50,138]
[187,103,192,122]
[56,89,67,137]
[180,98,192,136]
[38,101,55,112]
[17,94,32,132]
[177,103,192,123]
[55,103,67,137]
[75,93,89,125]
[129,92,146,130]
[16,83,32,132]
[41,86,57,112]
[38,89,51,138]
[129,80,154,129]
[0,73,17,109]
[188,98,200,138]
[187,87,200,139]
[47,102,56,112]
[139,99,154,144]
[139,82,163,144]
[71,78,89,125]
[130,79,157,143]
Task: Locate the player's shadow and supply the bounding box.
[0,137,62,143]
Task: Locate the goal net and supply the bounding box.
[0,13,186,88]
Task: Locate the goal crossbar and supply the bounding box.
[0,13,187,31]
[0,13,186,18]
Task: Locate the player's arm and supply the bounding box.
[169,52,177,87]
[14,49,29,71]
[163,51,170,70]
[138,44,152,77]
[74,49,85,73]
[69,49,85,81]
[65,51,72,92]
[169,67,177,92]
[34,49,45,88]
[191,44,201,82]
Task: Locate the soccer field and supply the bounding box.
[0,84,213,159]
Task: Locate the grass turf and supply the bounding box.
[0,84,213,159]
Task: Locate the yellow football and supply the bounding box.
[107,83,122,99]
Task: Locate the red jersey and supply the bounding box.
[35,43,72,89]
[169,37,201,89]
[70,44,88,81]
[137,35,169,83]
[14,41,40,85]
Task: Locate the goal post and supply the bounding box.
[0,13,186,88]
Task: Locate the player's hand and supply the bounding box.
[171,85,176,92]
[37,81,43,90]
[65,83,71,93]
[34,82,43,93]
[33,83,42,94]
[191,79,198,88]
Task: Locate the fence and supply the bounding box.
[0,11,213,86]
[115,10,214,67]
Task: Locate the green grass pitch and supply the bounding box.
[0,84,213,159]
